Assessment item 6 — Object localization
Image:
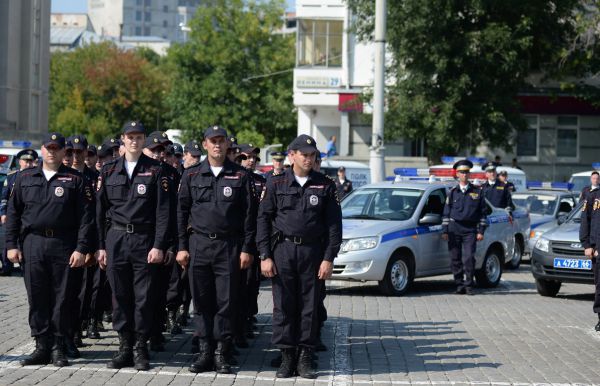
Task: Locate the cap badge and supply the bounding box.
[51,134,57,140]
[154,138,158,143]
[307,139,312,144]
[131,122,136,126]
[74,138,80,143]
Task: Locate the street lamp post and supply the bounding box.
[369,0,386,183]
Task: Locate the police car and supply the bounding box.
[514,182,579,255]
[530,200,592,297]
[334,175,530,295]
[569,164,600,194]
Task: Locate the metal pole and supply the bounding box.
[370,0,386,183]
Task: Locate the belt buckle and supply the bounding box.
[293,236,302,245]
[208,233,217,239]
[45,229,54,238]
[126,224,134,233]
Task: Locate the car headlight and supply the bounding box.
[341,237,378,253]
[534,237,550,253]
[530,230,543,240]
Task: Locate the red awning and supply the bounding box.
[338,93,363,112]
[518,95,600,115]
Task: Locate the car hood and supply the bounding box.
[342,219,414,239]
[530,214,556,229]
[542,221,581,242]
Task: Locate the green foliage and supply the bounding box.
[165,0,296,145]
[235,129,265,147]
[49,42,169,144]
[348,0,579,160]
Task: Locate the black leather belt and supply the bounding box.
[111,222,155,234]
[191,229,241,240]
[283,236,317,245]
[30,228,73,238]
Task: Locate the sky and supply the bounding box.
[51,0,295,13]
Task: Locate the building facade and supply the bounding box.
[88,0,200,42]
[0,0,50,143]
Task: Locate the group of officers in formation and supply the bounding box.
[1,122,357,379]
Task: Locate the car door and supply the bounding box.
[417,188,449,273]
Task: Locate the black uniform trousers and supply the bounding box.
[67,266,85,336]
[151,262,172,336]
[246,258,260,318]
[90,265,111,320]
[593,256,600,314]
[271,240,323,349]
[22,233,75,337]
[188,233,240,342]
[166,263,191,312]
[106,228,158,336]
[447,221,477,289]
[234,267,250,338]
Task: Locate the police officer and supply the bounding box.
[442,160,487,295]
[96,121,171,370]
[480,162,513,215]
[0,148,38,276]
[580,171,600,203]
[257,134,342,379]
[176,126,257,374]
[169,143,185,174]
[498,170,516,192]
[182,140,202,168]
[579,187,600,331]
[335,166,353,200]
[6,132,94,367]
[265,151,286,179]
[86,145,98,170]
[63,138,74,168]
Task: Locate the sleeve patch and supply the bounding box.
[161,177,169,192]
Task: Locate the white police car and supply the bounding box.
[334,174,530,296]
[514,182,579,255]
[569,163,600,194]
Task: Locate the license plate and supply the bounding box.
[553,258,592,270]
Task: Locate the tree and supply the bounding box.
[165,0,296,145]
[49,43,169,144]
[347,0,580,160]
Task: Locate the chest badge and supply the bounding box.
[223,186,233,197]
[54,186,64,197]
[469,192,479,199]
[309,194,319,206]
[137,184,147,195]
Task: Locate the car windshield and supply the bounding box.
[512,193,557,215]
[566,201,584,223]
[571,176,589,193]
[341,187,423,221]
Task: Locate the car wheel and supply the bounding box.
[535,278,561,297]
[506,237,523,269]
[378,254,414,296]
[475,248,503,288]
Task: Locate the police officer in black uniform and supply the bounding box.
[580,171,600,203]
[579,187,600,331]
[6,132,94,367]
[498,170,516,192]
[480,162,513,215]
[1,148,38,276]
[176,126,257,374]
[257,134,342,379]
[265,151,286,179]
[86,145,98,170]
[442,160,488,295]
[96,121,171,370]
[335,166,353,200]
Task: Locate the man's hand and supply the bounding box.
[148,248,164,264]
[84,253,96,267]
[69,251,85,268]
[476,233,484,241]
[7,249,22,263]
[441,233,448,241]
[176,250,190,268]
[261,258,277,278]
[164,250,175,266]
[318,260,333,280]
[95,249,107,270]
[240,252,253,270]
[1,215,6,224]
[585,248,594,258]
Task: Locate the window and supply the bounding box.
[136,0,142,5]
[297,19,343,68]
[516,115,538,158]
[163,20,168,28]
[144,26,151,36]
[136,11,142,21]
[145,12,151,21]
[163,5,168,12]
[556,116,578,159]
[135,26,142,35]
[144,0,151,6]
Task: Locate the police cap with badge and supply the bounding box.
[481,162,496,173]
[122,120,145,134]
[43,132,66,149]
[171,143,184,156]
[16,148,38,161]
[204,125,228,139]
[70,134,88,151]
[87,144,97,157]
[144,136,165,151]
[453,159,473,173]
[184,140,202,157]
[288,134,318,153]
[271,151,285,161]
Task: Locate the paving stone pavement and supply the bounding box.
[1,264,600,385]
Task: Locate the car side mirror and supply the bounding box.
[419,213,442,225]
[557,215,567,225]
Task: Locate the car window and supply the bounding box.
[512,193,557,215]
[571,176,589,193]
[558,197,574,214]
[420,189,446,217]
[341,188,423,221]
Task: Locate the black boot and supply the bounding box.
[296,347,316,379]
[65,336,81,359]
[134,334,150,371]
[96,319,105,332]
[149,333,165,352]
[189,340,214,373]
[87,319,101,339]
[167,310,182,335]
[51,336,69,367]
[103,311,112,323]
[73,330,84,348]
[20,334,52,366]
[214,340,231,374]
[276,348,296,378]
[177,306,189,327]
[107,331,134,369]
